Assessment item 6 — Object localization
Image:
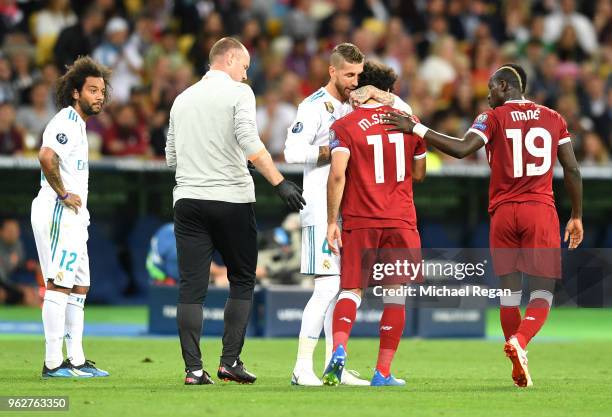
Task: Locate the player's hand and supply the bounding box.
[383,111,417,133]
[274,179,306,211]
[349,86,373,107]
[61,193,82,214]
[326,223,342,255]
[564,217,583,249]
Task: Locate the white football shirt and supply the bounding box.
[39,106,90,206]
[284,87,412,227]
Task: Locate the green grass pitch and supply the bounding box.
[1,307,612,417]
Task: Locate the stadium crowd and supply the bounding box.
[0,0,609,167]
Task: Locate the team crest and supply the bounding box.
[55,271,64,282]
[56,133,68,144]
[325,101,334,114]
[291,122,303,133]
[322,259,331,270]
[475,113,488,123]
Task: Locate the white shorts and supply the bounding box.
[31,194,90,289]
[300,224,340,275]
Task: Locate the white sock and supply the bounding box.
[42,290,69,369]
[323,295,337,369]
[65,293,86,366]
[294,275,339,372]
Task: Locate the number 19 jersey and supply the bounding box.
[329,103,427,230]
[467,99,571,214]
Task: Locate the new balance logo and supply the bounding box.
[525,316,536,321]
[380,326,393,331]
[340,317,352,323]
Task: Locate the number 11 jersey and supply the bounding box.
[467,99,571,214]
[329,103,427,231]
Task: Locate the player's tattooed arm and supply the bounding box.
[38,147,82,213]
[558,142,583,249]
[317,146,331,166]
[349,85,395,107]
[383,112,485,159]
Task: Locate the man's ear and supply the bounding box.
[329,65,335,79]
[499,79,509,92]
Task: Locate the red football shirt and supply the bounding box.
[467,99,571,214]
[329,104,427,230]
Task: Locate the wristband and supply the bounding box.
[413,123,429,138]
[58,193,69,201]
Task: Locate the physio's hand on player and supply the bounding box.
[326,223,342,255]
[275,179,306,211]
[564,218,584,249]
[61,193,82,214]
[383,111,417,133]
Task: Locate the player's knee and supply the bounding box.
[529,289,553,307]
[313,275,340,302]
[500,290,522,306]
[338,290,362,308]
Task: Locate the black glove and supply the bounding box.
[247,160,256,173]
[275,179,306,211]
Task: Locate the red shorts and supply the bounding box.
[340,227,422,289]
[490,201,561,279]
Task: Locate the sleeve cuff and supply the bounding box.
[305,146,321,164]
[559,137,571,145]
[413,152,427,160]
[468,128,489,144]
[331,147,350,155]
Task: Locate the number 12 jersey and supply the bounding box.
[467,99,571,214]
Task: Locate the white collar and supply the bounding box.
[504,99,532,104]
[203,70,232,81]
[359,102,385,108]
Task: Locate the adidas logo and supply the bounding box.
[525,316,536,321]
[340,317,352,323]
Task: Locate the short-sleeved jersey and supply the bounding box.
[285,88,353,226]
[39,107,89,205]
[467,99,571,214]
[330,103,427,230]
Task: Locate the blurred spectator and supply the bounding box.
[543,0,598,55]
[0,102,23,154]
[146,223,228,287]
[0,218,42,306]
[283,0,316,42]
[419,35,457,98]
[581,131,609,166]
[555,25,589,63]
[53,5,105,71]
[15,81,54,147]
[124,13,156,72]
[93,17,143,103]
[580,73,609,140]
[0,1,24,44]
[102,103,151,157]
[285,38,311,79]
[34,0,77,39]
[256,88,296,160]
[145,29,186,79]
[189,11,225,76]
[7,44,37,104]
[0,55,16,104]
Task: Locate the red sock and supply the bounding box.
[515,298,550,349]
[332,297,358,351]
[500,306,522,341]
[376,305,405,377]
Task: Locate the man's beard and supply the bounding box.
[335,80,351,102]
[79,98,102,116]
